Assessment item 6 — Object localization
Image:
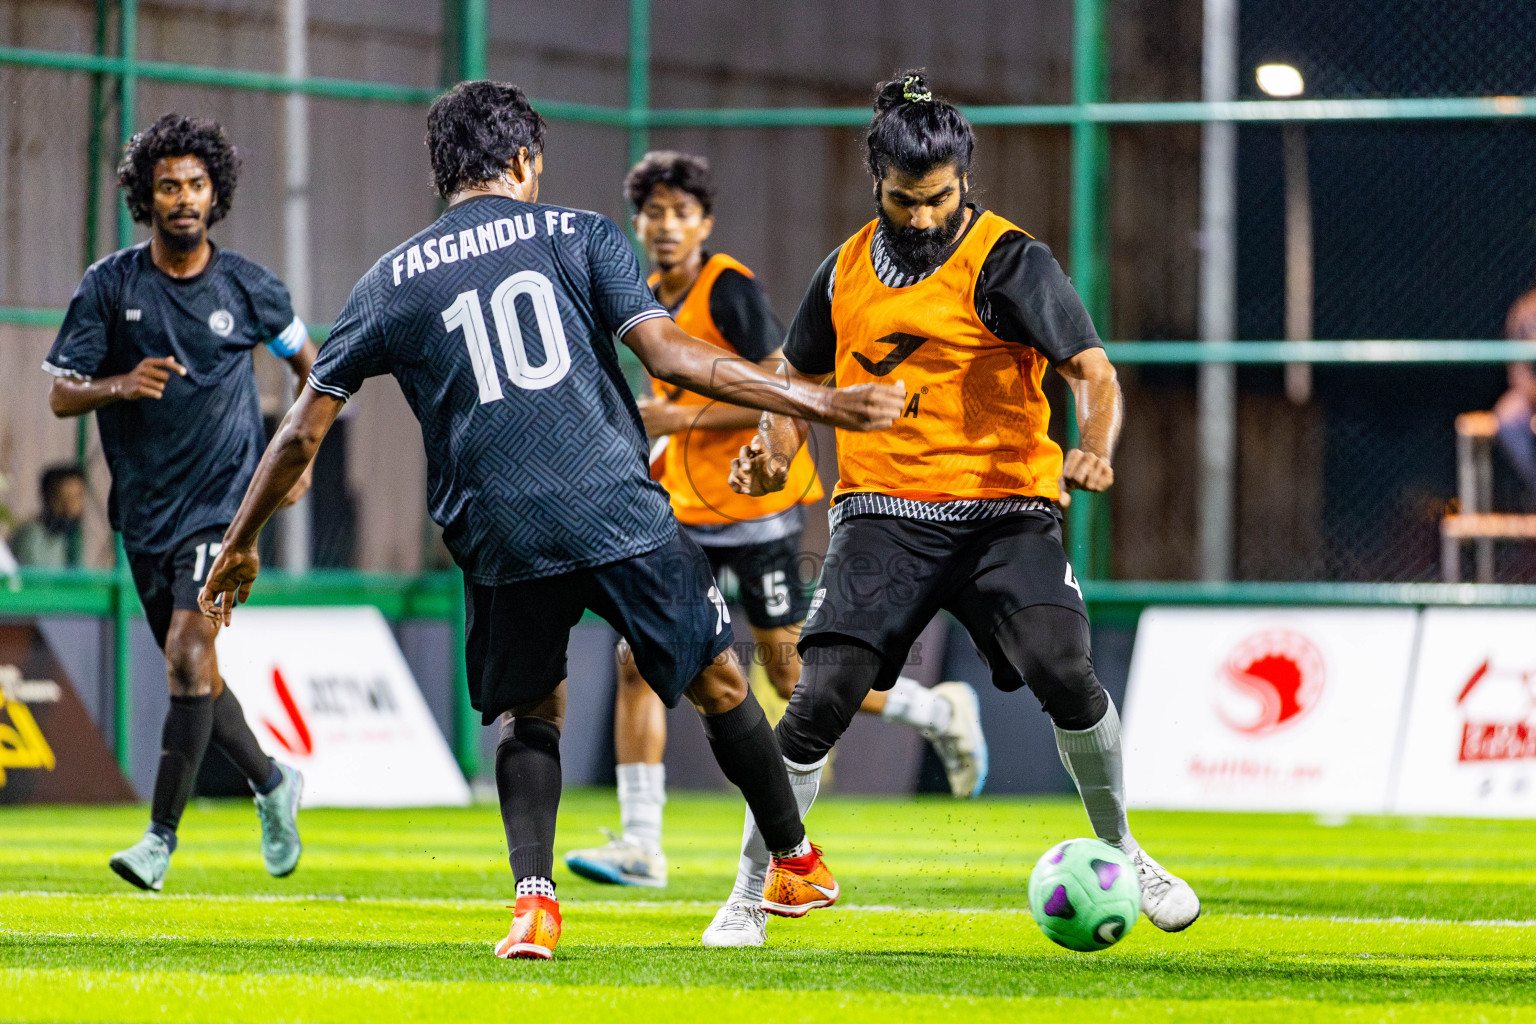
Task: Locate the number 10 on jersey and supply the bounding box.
[441,270,573,402]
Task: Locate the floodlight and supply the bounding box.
[1256,64,1305,97]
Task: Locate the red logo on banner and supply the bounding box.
[1456,659,1536,762]
[1217,630,1325,735]
[262,668,313,756]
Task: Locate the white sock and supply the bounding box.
[881,675,952,734]
[516,876,556,899]
[616,762,665,854]
[727,754,824,904]
[1053,701,1139,857]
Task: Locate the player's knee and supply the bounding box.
[774,641,877,764]
[615,644,647,692]
[163,627,213,696]
[497,712,562,758]
[766,651,800,700]
[685,659,748,715]
[999,605,1107,730]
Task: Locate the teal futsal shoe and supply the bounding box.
[254,763,304,877]
[109,832,171,891]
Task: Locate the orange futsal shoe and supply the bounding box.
[494,895,562,960]
[761,844,839,918]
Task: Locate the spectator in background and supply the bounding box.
[1497,286,1536,501]
[10,465,86,567]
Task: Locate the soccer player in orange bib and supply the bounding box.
[564,152,988,893]
[710,71,1201,946]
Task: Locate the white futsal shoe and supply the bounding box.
[1132,848,1201,931]
[925,681,989,798]
[701,900,769,947]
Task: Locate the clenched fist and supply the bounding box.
[729,435,791,496]
[1062,448,1114,493]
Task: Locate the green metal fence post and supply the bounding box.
[109,0,139,775]
[449,570,477,778]
[459,0,486,81]
[116,0,136,252]
[1069,0,1110,580]
[442,2,486,780]
[112,538,132,774]
[628,0,650,166]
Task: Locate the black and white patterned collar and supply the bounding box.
[867,204,982,289]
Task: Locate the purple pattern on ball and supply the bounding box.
[1044,884,1075,919]
[1049,844,1068,864]
[1091,858,1122,891]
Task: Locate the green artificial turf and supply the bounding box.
[3,791,1535,1022]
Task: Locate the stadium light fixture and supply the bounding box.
[1256,63,1305,98]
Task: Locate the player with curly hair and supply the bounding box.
[43,113,317,892]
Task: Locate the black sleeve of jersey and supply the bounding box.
[708,268,784,362]
[44,264,114,379]
[975,233,1103,364]
[308,272,388,400]
[245,262,298,343]
[586,214,669,336]
[781,246,842,376]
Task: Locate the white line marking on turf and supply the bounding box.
[5,892,1536,929]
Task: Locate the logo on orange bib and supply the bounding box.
[853,332,928,376]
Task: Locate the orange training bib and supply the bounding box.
[649,253,824,526]
[828,211,1062,502]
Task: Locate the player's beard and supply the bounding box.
[876,186,968,276]
[155,208,207,253]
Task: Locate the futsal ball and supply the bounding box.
[1028,838,1140,952]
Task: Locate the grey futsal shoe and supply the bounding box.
[109,831,171,892]
[254,763,304,877]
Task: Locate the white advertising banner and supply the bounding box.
[1123,607,1418,813]
[1392,608,1536,818]
[215,607,471,808]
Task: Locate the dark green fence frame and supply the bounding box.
[3,0,1534,776]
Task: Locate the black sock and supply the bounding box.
[209,685,279,792]
[149,694,214,842]
[495,716,562,881]
[702,689,805,854]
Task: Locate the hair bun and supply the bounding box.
[874,69,932,112]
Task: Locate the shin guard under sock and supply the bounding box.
[150,694,214,839]
[209,686,279,793]
[1054,701,1138,855]
[701,689,804,855]
[496,716,562,881]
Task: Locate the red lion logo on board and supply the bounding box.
[1216,630,1325,735]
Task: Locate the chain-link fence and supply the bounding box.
[1103,0,1536,585]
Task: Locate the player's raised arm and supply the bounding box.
[197,388,345,625]
[622,315,903,432]
[1055,346,1122,493]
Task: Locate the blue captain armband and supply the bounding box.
[265,316,309,358]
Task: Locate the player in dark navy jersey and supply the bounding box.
[198,81,904,959]
[43,114,312,892]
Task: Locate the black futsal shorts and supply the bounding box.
[464,528,734,723]
[698,534,812,630]
[126,525,228,651]
[798,510,1087,691]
